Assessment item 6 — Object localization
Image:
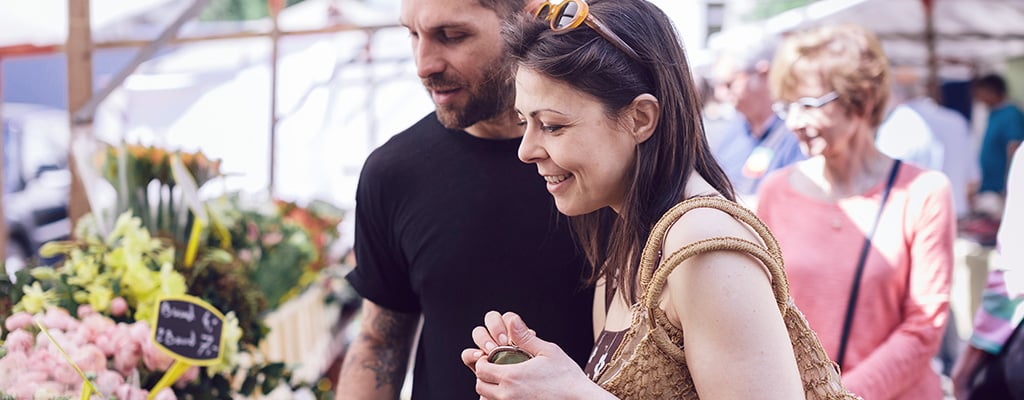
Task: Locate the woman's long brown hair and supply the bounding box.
[504,0,735,303]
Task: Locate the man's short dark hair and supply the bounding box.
[478,0,527,18]
[973,73,1008,97]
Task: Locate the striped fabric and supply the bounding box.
[969,269,1024,354]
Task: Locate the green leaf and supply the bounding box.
[239,371,260,396]
[261,374,280,396]
[260,362,287,378]
[212,373,233,400]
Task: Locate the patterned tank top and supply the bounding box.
[584,328,628,379]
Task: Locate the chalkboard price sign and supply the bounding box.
[152,295,226,366]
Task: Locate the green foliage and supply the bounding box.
[184,248,270,346]
[99,142,222,251]
[744,0,816,21]
[207,194,342,310]
[175,371,234,400]
[200,0,309,21]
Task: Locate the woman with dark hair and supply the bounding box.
[459,0,856,398]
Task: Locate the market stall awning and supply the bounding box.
[0,0,176,51]
[720,0,1024,74]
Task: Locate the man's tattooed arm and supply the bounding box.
[336,299,420,400]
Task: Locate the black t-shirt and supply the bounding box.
[347,113,595,400]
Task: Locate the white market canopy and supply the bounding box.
[719,0,1024,77]
[0,0,178,50]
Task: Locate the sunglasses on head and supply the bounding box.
[533,0,641,61]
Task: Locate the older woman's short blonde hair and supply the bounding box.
[769,24,890,128]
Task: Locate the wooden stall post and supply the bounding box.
[66,0,94,228]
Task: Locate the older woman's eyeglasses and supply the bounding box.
[533,0,641,61]
[772,91,839,120]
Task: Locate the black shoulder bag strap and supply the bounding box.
[836,159,902,369]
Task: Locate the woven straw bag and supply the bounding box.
[592,197,861,399]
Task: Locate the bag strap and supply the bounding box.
[835,159,902,369]
[637,197,792,363]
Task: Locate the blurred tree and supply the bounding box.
[200,0,309,21]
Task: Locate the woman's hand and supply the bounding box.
[460,310,516,373]
[460,311,613,400]
[950,344,990,400]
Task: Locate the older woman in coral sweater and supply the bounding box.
[756,24,955,400]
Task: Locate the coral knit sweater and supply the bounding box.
[756,162,955,400]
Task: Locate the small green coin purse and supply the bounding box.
[487,345,533,364]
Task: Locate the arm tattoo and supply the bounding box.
[361,308,418,391]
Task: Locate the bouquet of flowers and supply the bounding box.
[1,307,193,399]
[0,213,244,399]
[207,195,344,310]
[0,143,337,399]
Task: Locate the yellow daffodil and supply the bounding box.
[67,254,101,287]
[29,267,58,282]
[38,241,79,259]
[87,285,114,312]
[17,282,57,314]
[159,262,187,297]
[73,290,90,304]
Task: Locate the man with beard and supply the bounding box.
[334,0,594,399]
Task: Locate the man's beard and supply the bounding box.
[425,57,513,130]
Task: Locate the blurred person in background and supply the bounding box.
[885,66,976,220]
[951,145,1024,400]
[708,29,804,206]
[971,73,1023,222]
[335,0,594,398]
[875,67,944,175]
[757,24,955,400]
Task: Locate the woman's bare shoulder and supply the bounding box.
[661,201,762,253]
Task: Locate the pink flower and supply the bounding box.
[4,329,34,354]
[36,381,65,397]
[94,332,117,357]
[94,370,126,396]
[246,222,260,242]
[238,248,253,263]
[262,230,284,246]
[114,384,148,400]
[152,387,178,400]
[110,297,128,317]
[27,349,58,375]
[175,365,200,388]
[142,339,175,371]
[6,382,37,399]
[0,351,29,386]
[80,314,115,341]
[74,344,107,373]
[77,304,96,318]
[41,307,78,331]
[19,370,49,386]
[53,359,83,386]
[113,340,142,376]
[4,312,34,331]
[128,321,152,345]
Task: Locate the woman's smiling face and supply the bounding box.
[780,70,858,159]
[515,67,639,216]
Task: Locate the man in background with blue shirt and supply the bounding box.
[974,74,1023,195]
[708,30,804,206]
